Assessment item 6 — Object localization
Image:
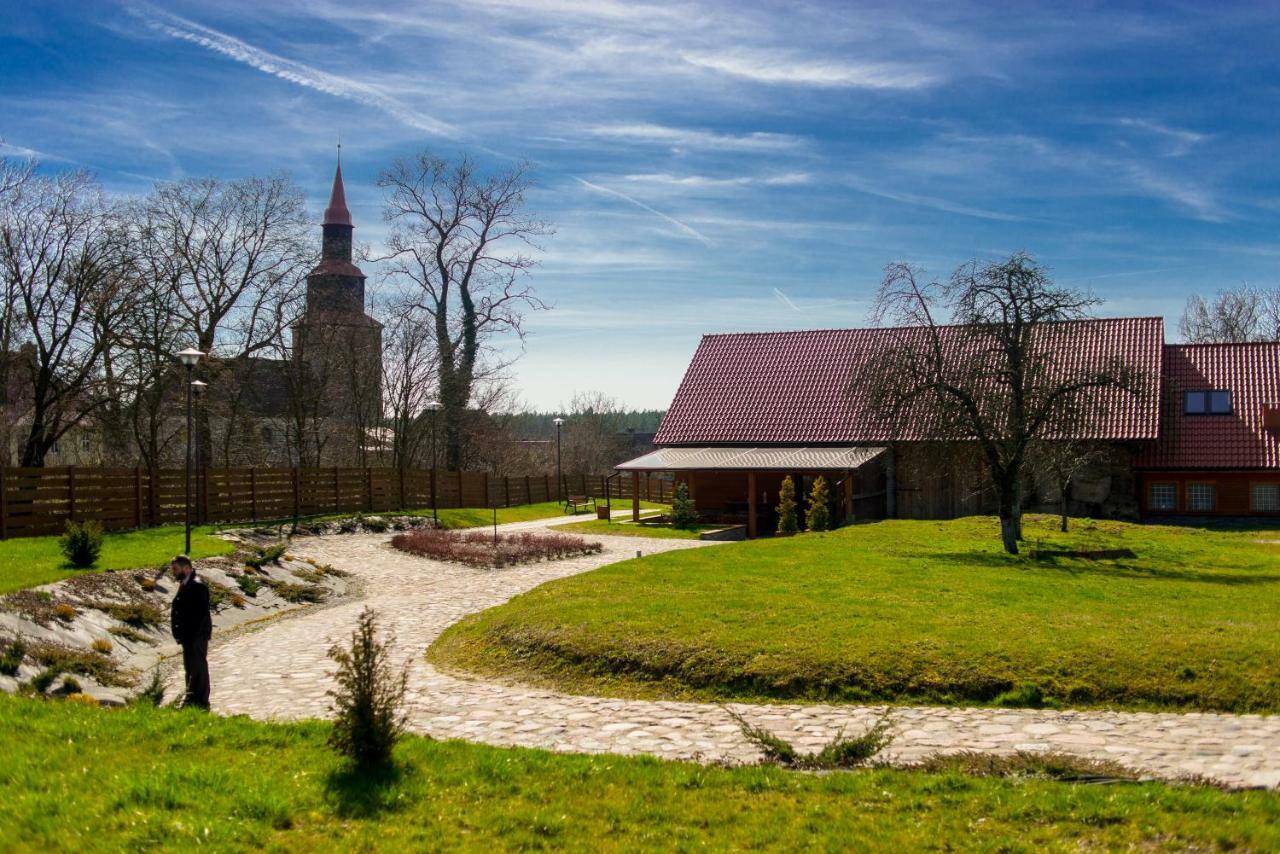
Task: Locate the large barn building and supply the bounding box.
[617,318,1280,535]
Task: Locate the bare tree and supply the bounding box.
[0,168,129,466]
[1029,439,1111,533]
[133,175,313,462]
[865,253,1145,554]
[1180,285,1280,343]
[561,390,627,474]
[380,295,438,472]
[0,155,36,462]
[375,153,551,470]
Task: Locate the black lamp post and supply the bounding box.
[553,417,564,503]
[176,347,205,555]
[191,380,207,525]
[425,399,440,525]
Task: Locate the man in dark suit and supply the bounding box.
[170,555,213,709]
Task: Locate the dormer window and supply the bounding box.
[1184,389,1232,415]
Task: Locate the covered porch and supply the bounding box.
[615,446,888,537]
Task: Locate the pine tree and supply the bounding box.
[776,476,799,534]
[806,476,832,531]
[670,481,698,529]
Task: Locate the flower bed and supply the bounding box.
[390,528,603,568]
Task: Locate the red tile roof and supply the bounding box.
[654,317,1165,446]
[1135,343,1280,469]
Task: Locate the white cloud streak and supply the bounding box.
[772,288,802,312]
[588,122,804,151]
[682,50,938,89]
[128,3,458,138]
[574,177,712,245]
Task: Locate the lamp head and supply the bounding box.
[176,347,205,367]
[553,417,564,426]
[190,380,208,395]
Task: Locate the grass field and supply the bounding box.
[0,524,235,595]
[431,515,1280,712]
[435,499,667,530]
[550,517,714,539]
[1,695,1277,851]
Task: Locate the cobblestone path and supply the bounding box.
[204,517,1280,789]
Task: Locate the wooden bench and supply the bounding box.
[564,495,596,515]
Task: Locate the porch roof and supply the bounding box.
[615,445,887,472]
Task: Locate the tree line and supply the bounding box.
[0,149,566,472]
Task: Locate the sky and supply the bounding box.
[3,1,1280,410]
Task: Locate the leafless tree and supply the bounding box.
[1180,285,1280,343]
[374,152,551,471]
[133,175,313,462]
[865,253,1145,554]
[0,168,130,466]
[0,155,36,461]
[561,390,628,474]
[1028,438,1112,533]
[380,295,439,472]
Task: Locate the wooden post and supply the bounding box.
[457,470,464,508]
[250,467,258,521]
[333,467,340,512]
[580,473,588,497]
[132,467,142,529]
[0,465,8,540]
[504,476,511,507]
[482,471,489,508]
[631,472,640,522]
[292,467,300,519]
[366,467,374,512]
[524,475,531,506]
[67,466,77,523]
[430,467,437,512]
[399,467,406,511]
[543,474,550,503]
[747,471,758,539]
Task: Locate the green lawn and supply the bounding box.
[1,696,1277,851]
[434,499,667,530]
[550,517,716,540]
[430,515,1280,713]
[0,524,235,595]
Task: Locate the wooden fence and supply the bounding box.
[0,466,672,540]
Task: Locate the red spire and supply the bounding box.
[322,160,353,227]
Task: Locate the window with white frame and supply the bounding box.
[1253,484,1280,512]
[1148,483,1177,511]
[1187,483,1216,512]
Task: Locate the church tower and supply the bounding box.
[292,157,383,443]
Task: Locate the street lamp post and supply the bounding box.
[425,399,440,525]
[191,380,207,525]
[176,348,205,555]
[553,417,564,504]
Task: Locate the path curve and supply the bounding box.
[205,516,1280,789]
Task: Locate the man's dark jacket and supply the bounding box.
[171,576,213,645]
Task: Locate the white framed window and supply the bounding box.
[1187,483,1216,512]
[1252,484,1280,512]
[1148,483,1177,511]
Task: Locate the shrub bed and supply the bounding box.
[391,528,602,568]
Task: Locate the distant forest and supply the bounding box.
[502,410,665,440]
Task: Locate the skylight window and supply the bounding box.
[1184,390,1232,415]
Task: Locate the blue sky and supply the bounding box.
[4,1,1280,409]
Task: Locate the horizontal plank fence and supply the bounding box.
[0,466,671,540]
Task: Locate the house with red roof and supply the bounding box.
[617,318,1280,535]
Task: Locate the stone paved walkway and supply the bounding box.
[204,515,1280,789]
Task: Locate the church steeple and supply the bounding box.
[323,160,353,227]
[320,155,355,264]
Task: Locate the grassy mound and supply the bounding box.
[1,695,1277,850]
[430,515,1280,712]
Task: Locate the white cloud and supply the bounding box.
[681,49,938,89]
[621,171,810,189]
[574,177,712,245]
[128,3,458,138]
[588,123,804,152]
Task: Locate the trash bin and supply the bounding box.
[596,505,611,520]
